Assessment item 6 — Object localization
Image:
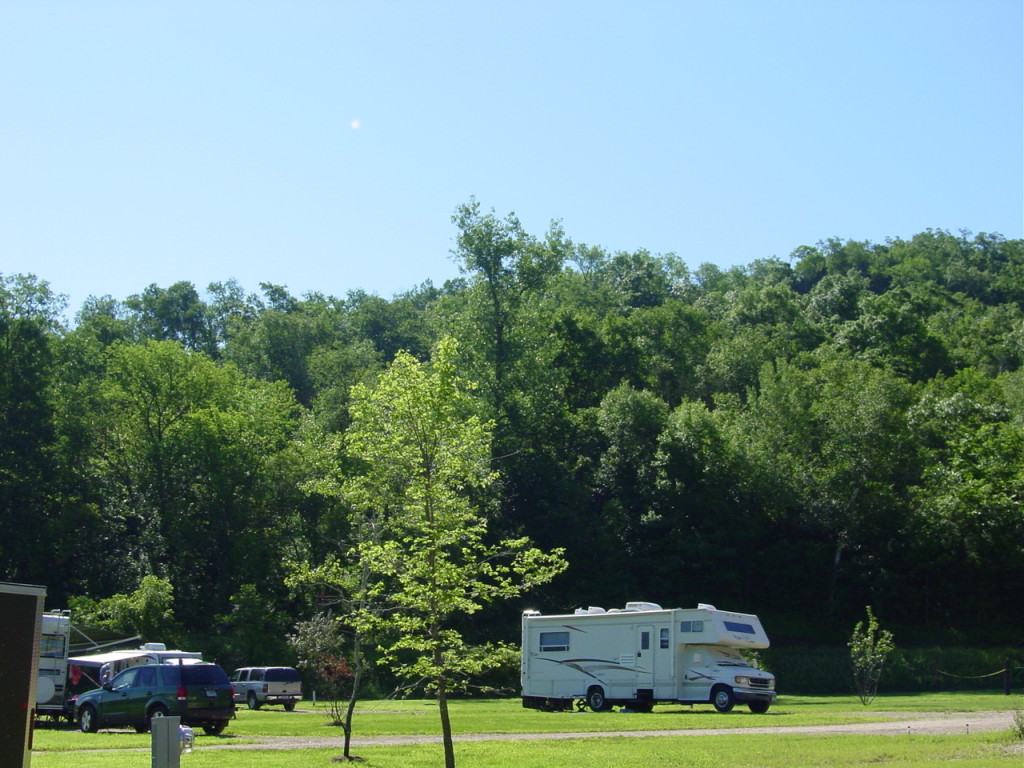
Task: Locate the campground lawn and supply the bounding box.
[30,691,1024,767]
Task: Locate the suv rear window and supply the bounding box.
[163,665,230,685]
[265,667,300,683]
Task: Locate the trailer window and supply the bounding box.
[660,628,669,649]
[679,620,704,633]
[539,631,570,652]
[724,621,755,634]
[40,634,66,658]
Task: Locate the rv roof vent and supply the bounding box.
[624,602,662,612]
[523,610,540,617]
[697,603,717,611]
[574,606,606,614]
[142,642,167,651]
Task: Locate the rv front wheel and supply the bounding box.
[586,687,612,712]
[711,685,735,713]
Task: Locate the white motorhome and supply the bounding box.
[37,611,73,719]
[521,601,776,714]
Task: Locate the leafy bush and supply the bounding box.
[849,606,895,704]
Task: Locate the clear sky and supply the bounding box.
[2,1,1021,317]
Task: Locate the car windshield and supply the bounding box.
[265,667,300,683]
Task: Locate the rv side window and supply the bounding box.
[40,634,66,658]
[724,621,755,634]
[539,631,570,652]
[660,628,669,649]
[680,620,704,633]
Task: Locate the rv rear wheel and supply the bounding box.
[586,686,612,712]
[711,685,735,713]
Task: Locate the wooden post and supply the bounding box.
[0,582,46,768]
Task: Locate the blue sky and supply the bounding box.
[2,1,1021,317]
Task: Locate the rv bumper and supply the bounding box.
[734,688,776,705]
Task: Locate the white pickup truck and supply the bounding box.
[229,666,302,711]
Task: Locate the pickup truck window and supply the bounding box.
[265,667,301,683]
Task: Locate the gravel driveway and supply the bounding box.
[179,710,1017,751]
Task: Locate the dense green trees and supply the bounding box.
[1,219,1021,667]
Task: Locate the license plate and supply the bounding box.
[205,689,217,698]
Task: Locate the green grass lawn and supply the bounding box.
[30,691,1024,766]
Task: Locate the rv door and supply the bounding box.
[635,626,654,689]
[679,647,714,702]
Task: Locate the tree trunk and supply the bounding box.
[438,678,455,768]
[433,620,455,768]
[342,630,362,759]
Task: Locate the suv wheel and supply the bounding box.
[147,703,169,730]
[79,705,99,733]
[247,690,261,710]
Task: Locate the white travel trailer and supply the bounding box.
[521,601,776,714]
[68,642,204,687]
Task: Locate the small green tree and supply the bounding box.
[287,612,354,728]
[346,337,567,768]
[849,606,895,705]
[287,553,377,761]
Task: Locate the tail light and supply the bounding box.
[262,684,269,693]
[176,686,187,702]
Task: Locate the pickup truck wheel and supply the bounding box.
[586,686,612,712]
[283,701,296,712]
[711,685,735,713]
[247,691,261,710]
[748,699,770,714]
[78,705,99,733]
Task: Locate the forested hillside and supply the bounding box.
[2,203,1022,667]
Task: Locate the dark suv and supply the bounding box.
[75,663,235,735]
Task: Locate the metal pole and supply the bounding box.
[151,716,181,768]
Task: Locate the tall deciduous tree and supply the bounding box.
[344,337,566,768]
[450,199,567,437]
[89,340,302,626]
[0,274,63,583]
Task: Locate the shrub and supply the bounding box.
[849,606,895,705]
